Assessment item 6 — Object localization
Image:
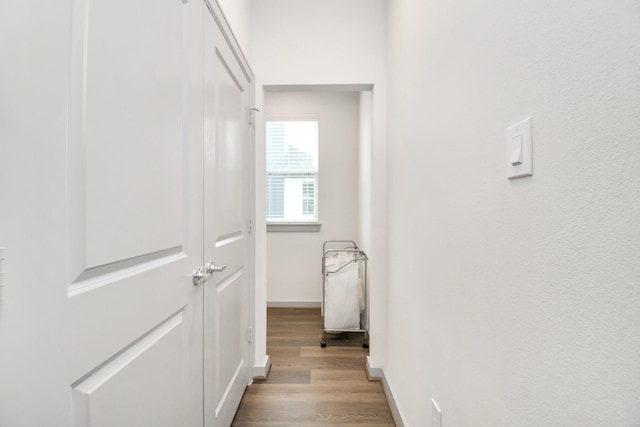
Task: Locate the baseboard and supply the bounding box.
[366,357,405,427]
[252,355,272,380]
[267,301,321,308]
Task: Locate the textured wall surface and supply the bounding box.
[385,0,640,425]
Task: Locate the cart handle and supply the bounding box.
[323,248,368,260]
[323,240,358,253]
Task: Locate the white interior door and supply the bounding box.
[0,0,205,425]
[203,5,253,426]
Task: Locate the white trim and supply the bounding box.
[267,223,321,233]
[203,0,254,83]
[265,113,318,121]
[264,84,374,92]
[265,118,320,224]
[252,355,271,379]
[203,0,259,397]
[365,357,384,379]
[366,357,405,427]
[267,301,321,308]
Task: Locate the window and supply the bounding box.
[266,120,318,223]
[302,181,314,215]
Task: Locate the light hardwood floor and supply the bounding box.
[232,308,396,426]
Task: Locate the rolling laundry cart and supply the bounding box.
[321,240,369,348]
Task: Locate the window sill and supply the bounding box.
[267,223,322,233]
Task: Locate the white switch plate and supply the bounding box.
[506,117,533,179]
[432,399,442,427]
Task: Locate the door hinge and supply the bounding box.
[247,327,253,343]
[248,219,253,235]
[249,107,260,126]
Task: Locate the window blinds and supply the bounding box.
[266,120,318,222]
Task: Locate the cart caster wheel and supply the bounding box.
[362,342,369,349]
[321,341,327,348]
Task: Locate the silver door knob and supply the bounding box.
[205,262,227,274]
[192,267,210,286]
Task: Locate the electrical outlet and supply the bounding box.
[432,399,442,427]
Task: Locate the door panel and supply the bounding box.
[203,7,252,426]
[67,0,204,425]
[70,0,185,271]
[71,310,188,427]
[0,0,205,425]
[1,0,254,425]
[83,0,184,268]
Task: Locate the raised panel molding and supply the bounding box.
[72,310,186,427]
[205,0,254,84]
[68,247,186,297]
[67,0,190,289]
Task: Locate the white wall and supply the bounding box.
[385,0,640,425]
[251,0,388,368]
[265,91,360,304]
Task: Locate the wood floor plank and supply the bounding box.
[234,401,394,423]
[301,346,366,358]
[253,369,311,384]
[269,355,367,371]
[239,384,386,403]
[309,368,368,384]
[232,308,395,426]
[233,422,394,427]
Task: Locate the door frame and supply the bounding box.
[204,0,257,381]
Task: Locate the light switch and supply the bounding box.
[506,117,532,179]
[510,135,523,166]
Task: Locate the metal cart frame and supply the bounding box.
[321,240,369,348]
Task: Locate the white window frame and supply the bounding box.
[266,115,320,231]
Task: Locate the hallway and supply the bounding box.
[2,0,639,425]
[232,308,395,426]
